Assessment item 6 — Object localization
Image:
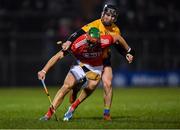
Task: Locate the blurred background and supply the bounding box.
[0,0,179,87]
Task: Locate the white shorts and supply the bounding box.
[70,63,103,88]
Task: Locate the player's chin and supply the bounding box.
[102,21,112,26]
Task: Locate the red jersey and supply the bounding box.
[70,34,114,66]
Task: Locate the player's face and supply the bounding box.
[101,12,116,26]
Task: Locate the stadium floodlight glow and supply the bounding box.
[40,79,58,121]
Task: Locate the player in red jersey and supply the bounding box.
[38,27,133,121]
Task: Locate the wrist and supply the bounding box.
[67,41,72,45]
[127,47,131,53]
[127,48,135,56]
[41,70,46,74]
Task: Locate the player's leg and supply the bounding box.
[69,63,103,104]
[69,82,82,104]
[64,79,100,121]
[102,66,113,120]
[76,79,99,103]
[40,72,76,120]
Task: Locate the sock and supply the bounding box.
[104,107,110,116]
[45,106,54,118]
[70,99,81,112]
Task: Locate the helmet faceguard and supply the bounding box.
[101,4,119,25]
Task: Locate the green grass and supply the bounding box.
[0,87,180,129]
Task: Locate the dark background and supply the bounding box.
[0,0,179,86]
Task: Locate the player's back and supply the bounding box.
[70,34,114,66]
[71,34,102,66]
[82,19,121,35]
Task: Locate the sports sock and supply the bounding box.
[70,99,80,112]
[45,106,54,118]
[104,107,110,116]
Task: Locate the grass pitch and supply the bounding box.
[0,87,180,129]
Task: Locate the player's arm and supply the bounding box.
[61,29,86,50]
[67,29,86,43]
[112,35,135,55]
[38,51,64,80]
[113,35,130,51]
[112,35,135,63]
[61,20,98,50]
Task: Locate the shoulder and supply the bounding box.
[71,34,87,50]
[101,35,113,39]
[100,35,113,44]
[73,34,86,43]
[82,19,101,32]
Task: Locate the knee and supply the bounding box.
[84,85,95,95]
[62,82,74,93]
[63,83,72,90]
[87,85,95,91]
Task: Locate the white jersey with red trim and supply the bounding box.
[70,34,114,66]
